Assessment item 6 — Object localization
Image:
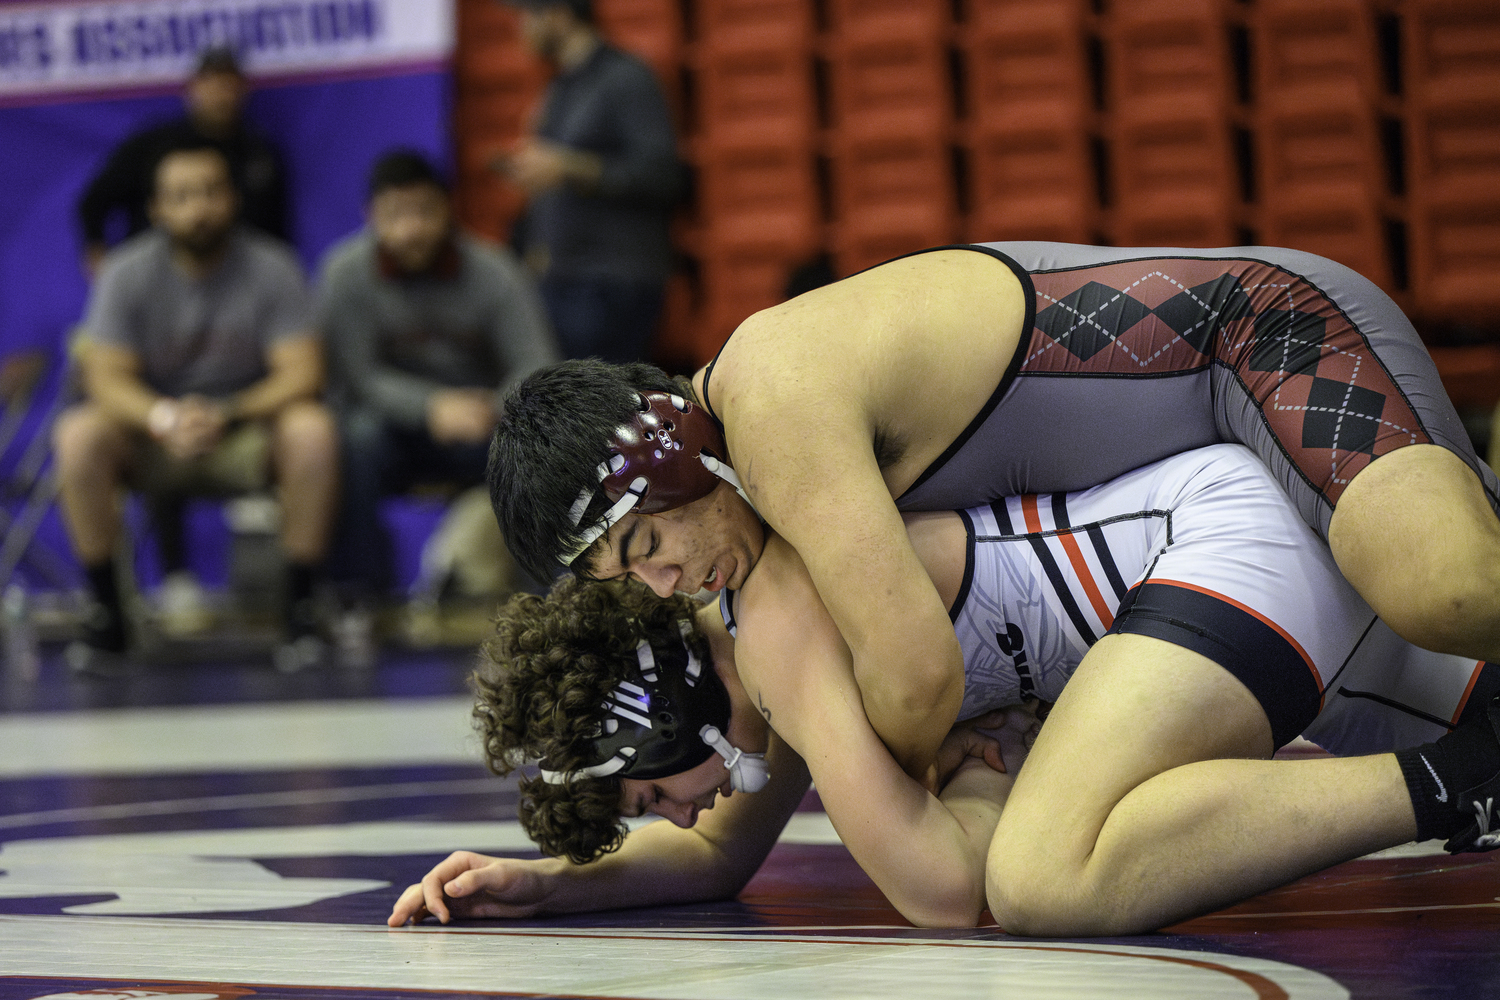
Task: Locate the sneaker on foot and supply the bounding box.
[64,640,129,676]
[65,601,129,676]
[332,605,377,668]
[155,571,214,638]
[273,634,325,673]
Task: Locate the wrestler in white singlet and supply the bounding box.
[723,444,1495,755]
[951,444,1495,754]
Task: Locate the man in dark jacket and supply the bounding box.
[77,47,287,276]
[497,0,683,363]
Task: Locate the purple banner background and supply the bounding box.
[0,67,451,353]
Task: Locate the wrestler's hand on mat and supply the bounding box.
[387,851,549,926]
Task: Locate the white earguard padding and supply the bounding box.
[699,724,771,794]
[635,640,658,682]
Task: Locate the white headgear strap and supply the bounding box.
[699,724,771,794]
[560,453,749,566]
[538,745,636,784]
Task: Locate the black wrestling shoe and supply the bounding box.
[1445,695,1500,854]
[273,597,326,673]
[64,600,130,677]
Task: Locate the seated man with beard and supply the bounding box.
[54,138,336,671]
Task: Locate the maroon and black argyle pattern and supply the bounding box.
[1023,257,1430,506]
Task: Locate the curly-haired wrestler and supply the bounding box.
[395,445,1500,935]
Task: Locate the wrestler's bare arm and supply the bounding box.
[389,731,812,926]
[709,250,1026,783]
[733,534,1014,927]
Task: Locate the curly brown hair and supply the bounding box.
[472,576,709,864]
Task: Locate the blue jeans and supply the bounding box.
[539,275,664,363]
[331,408,491,593]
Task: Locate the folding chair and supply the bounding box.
[0,349,73,590]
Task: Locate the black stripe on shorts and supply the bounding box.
[1108,582,1322,749]
[1029,534,1098,645]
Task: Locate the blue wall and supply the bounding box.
[0,68,451,356]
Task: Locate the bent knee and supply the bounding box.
[274,402,337,455]
[986,852,1073,937]
[52,405,129,468]
[1378,575,1500,654]
[986,851,1138,937]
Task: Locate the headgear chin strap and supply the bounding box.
[700,724,770,793]
[562,391,750,566]
[537,620,769,792]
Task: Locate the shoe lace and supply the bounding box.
[1473,797,1500,849]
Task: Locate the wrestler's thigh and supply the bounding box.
[1329,444,1500,649]
[991,633,1273,868]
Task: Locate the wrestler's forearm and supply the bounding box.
[793,526,965,782]
[859,671,962,784]
[936,762,1012,896]
[534,821,764,914]
[804,724,1007,929]
[818,768,996,928]
[846,605,965,784]
[540,739,812,915]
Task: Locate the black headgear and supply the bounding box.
[538,621,769,792]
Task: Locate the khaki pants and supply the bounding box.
[127,423,271,498]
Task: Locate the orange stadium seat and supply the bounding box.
[1403,0,1500,319]
[695,0,817,51]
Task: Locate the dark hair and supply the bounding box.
[151,136,232,196]
[488,359,692,586]
[510,0,595,24]
[194,46,244,77]
[367,148,450,201]
[472,576,707,863]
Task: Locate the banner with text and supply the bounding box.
[0,0,452,105]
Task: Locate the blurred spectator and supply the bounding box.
[320,150,558,608]
[1490,403,1500,475]
[77,47,287,277]
[496,0,683,363]
[54,139,336,672]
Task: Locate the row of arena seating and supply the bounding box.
[451,0,1500,376]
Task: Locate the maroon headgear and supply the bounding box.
[562,391,745,564]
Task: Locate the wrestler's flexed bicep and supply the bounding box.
[707,252,1025,781]
[733,536,1001,927]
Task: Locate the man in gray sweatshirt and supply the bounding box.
[319,150,559,597]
